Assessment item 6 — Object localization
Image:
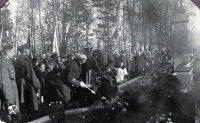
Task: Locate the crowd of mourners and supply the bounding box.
[0,41,173,122]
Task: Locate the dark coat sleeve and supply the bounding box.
[67,62,81,87]
[68,62,80,87]
[106,51,115,70]
[23,58,41,91]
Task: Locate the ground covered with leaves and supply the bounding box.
[45,74,195,123]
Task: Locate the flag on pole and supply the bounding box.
[0,27,3,50]
[53,24,59,56]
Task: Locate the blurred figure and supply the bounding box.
[115,67,128,84]
[114,50,128,84]
[0,45,20,122]
[15,43,41,113]
[83,42,93,59]
[35,62,46,103]
[120,50,130,70]
[92,42,115,98]
[64,53,74,68]
[51,53,65,71]
[45,62,63,104]
[114,51,122,68]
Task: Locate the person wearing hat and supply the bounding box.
[60,53,89,107]
[14,43,41,113]
[0,45,20,121]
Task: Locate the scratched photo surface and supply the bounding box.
[0,0,200,123]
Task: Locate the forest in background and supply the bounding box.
[0,0,190,56]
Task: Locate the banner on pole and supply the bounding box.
[53,24,59,56]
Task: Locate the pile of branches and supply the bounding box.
[147,50,195,122]
[150,50,185,114]
[151,49,173,79]
[76,95,129,123]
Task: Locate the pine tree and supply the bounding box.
[92,0,117,49]
[58,0,93,53]
[0,3,13,46]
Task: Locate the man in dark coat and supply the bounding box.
[35,62,46,104]
[114,51,122,68]
[0,45,19,121]
[92,42,115,98]
[61,53,89,107]
[137,52,146,76]
[15,43,41,113]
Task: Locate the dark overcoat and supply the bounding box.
[14,54,41,112]
[61,59,90,104]
[0,56,20,113]
[61,59,82,88]
[92,49,116,97]
[45,63,71,104]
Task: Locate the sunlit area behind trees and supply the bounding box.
[0,0,193,56]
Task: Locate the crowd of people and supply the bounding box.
[0,41,173,122]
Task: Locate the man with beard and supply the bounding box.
[14,43,41,114]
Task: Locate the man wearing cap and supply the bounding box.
[14,43,41,113]
[60,53,89,107]
[0,45,20,121]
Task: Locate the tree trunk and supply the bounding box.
[126,0,136,54]
[61,2,67,54]
[52,0,57,52]
[86,25,89,48]
[31,7,35,51]
[123,4,125,51]
[38,1,44,53]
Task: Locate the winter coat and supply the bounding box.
[15,54,41,112]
